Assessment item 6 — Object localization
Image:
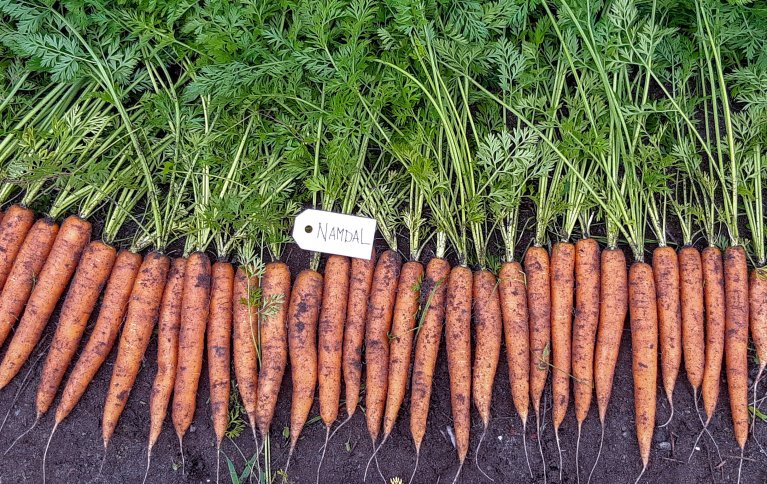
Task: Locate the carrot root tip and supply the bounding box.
[474,425,493,482]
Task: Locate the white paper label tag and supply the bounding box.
[292,209,376,259]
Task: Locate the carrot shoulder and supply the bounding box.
[102,252,170,446]
[0,215,90,388]
[36,240,116,416]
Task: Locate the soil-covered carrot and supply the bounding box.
[102,252,170,447]
[749,268,767,394]
[35,241,116,416]
[594,248,629,424]
[724,246,749,449]
[147,257,186,452]
[255,261,291,436]
[318,255,350,428]
[445,265,472,470]
[0,218,59,348]
[382,261,423,437]
[365,249,401,442]
[628,262,658,473]
[172,251,212,442]
[287,269,323,460]
[679,246,704,393]
[550,242,574,434]
[343,250,376,418]
[652,246,682,425]
[55,250,143,424]
[701,247,725,422]
[572,238,600,424]
[409,257,450,455]
[0,215,90,388]
[525,247,551,420]
[0,204,35,291]
[499,261,530,433]
[232,266,259,434]
[471,268,502,475]
[208,261,234,448]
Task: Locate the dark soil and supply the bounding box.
[1,236,767,484]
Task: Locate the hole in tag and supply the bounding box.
[304,225,313,234]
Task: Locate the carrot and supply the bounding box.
[232,266,259,438]
[471,269,502,479]
[381,262,423,437]
[445,265,472,480]
[102,252,170,447]
[0,218,60,348]
[0,215,90,388]
[723,246,749,451]
[652,246,682,426]
[285,269,323,468]
[0,204,35,291]
[498,261,531,477]
[146,257,185,474]
[362,249,401,481]
[589,247,628,482]
[524,245,550,478]
[172,251,212,450]
[35,241,116,417]
[628,262,658,477]
[749,268,767,409]
[572,238,600,481]
[550,241,574,477]
[343,249,376,418]
[409,257,450,482]
[318,255,350,427]
[365,250,401,443]
[255,261,291,436]
[208,261,234,451]
[53,250,143,424]
[679,247,705,395]
[701,247,725,423]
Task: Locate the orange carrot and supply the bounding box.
[679,246,705,394]
[35,241,116,416]
[702,247,725,423]
[525,246,551,420]
[723,246,749,450]
[102,252,170,447]
[172,252,212,446]
[54,250,143,424]
[471,269,502,478]
[286,269,323,467]
[0,204,35,291]
[232,266,259,437]
[0,215,90,388]
[628,262,658,476]
[343,250,376,418]
[409,257,450,480]
[749,268,767,401]
[0,218,59,347]
[208,261,234,451]
[255,262,291,436]
[147,257,186,456]
[652,246,682,426]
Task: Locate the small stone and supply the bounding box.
[622,431,629,438]
[190,425,196,433]
[657,441,671,451]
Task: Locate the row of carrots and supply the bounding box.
[0,204,762,483]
